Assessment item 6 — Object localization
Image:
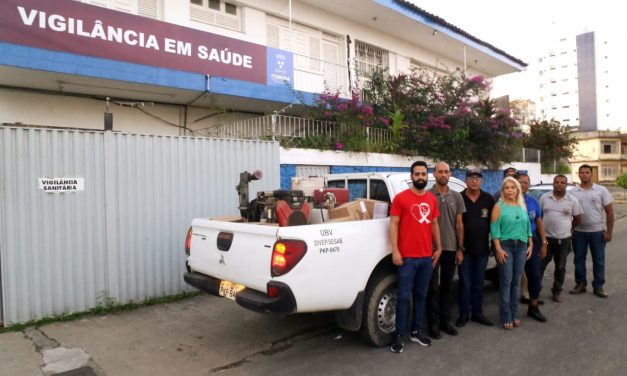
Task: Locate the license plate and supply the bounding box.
[219,280,245,300]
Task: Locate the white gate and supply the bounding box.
[0,127,279,325]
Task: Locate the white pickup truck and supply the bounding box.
[184,172,465,346]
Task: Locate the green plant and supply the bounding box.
[616,173,627,200]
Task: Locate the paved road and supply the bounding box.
[2,207,627,376]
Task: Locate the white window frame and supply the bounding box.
[190,0,242,32]
[355,40,389,78]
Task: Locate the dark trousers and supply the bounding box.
[427,250,456,328]
[540,237,571,293]
[395,257,433,337]
[458,253,489,316]
[524,235,542,300]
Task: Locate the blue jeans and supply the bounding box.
[458,254,489,316]
[572,231,605,289]
[497,240,527,324]
[395,257,433,337]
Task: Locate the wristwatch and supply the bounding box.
[458,245,465,252]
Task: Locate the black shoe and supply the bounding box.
[520,296,531,304]
[593,288,608,298]
[538,300,545,305]
[409,330,432,347]
[527,305,547,322]
[390,335,404,353]
[569,283,587,294]
[440,323,458,336]
[455,315,469,328]
[471,314,494,326]
[428,326,441,340]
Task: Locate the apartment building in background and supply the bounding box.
[0,0,525,136]
[536,29,626,132]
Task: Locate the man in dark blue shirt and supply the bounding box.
[518,173,549,322]
[456,168,495,328]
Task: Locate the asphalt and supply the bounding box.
[2,204,627,376]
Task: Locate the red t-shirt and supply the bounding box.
[389,189,440,258]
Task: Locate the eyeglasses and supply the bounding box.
[468,176,482,181]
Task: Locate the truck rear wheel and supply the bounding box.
[360,273,399,347]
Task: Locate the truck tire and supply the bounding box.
[360,272,401,347]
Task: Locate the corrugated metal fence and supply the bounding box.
[0,127,279,325]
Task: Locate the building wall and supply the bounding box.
[0,89,260,136]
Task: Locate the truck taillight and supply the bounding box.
[185,227,193,256]
[271,239,307,277]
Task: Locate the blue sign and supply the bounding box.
[266,47,293,87]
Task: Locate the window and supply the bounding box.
[602,142,616,154]
[355,40,388,77]
[190,0,241,31]
[601,165,618,178]
[369,180,391,203]
[225,2,236,14]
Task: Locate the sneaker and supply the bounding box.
[390,335,404,353]
[569,283,587,294]
[410,330,432,347]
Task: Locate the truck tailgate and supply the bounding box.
[188,218,279,292]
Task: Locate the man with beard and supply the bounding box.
[389,161,442,353]
[426,162,466,339]
[570,164,614,298]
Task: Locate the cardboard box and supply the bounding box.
[360,199,390,219]
[329,200,371,220]
[328,199,389,221]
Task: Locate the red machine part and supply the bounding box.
[276,200,311,227]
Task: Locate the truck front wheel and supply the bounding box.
[360,273,399,347]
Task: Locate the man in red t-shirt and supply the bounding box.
[389,161,442,353]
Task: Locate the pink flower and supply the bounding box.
[335,142,344,150]
[361,105,374,116]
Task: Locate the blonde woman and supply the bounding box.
[490,177,533,330]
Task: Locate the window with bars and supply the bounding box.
[190,0,241,31]
[355,40,388,77]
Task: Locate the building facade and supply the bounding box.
[536,29,625,132]
[1,0,525,136]
[569,130,627,182]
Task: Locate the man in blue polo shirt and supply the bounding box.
[517,173,549,322]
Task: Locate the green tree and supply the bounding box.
[616,173,627,200]
[523,119,577,173]
[362,68,522,167]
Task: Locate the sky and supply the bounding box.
[410,0,625,99]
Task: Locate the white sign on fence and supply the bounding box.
[38,177,85,192]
